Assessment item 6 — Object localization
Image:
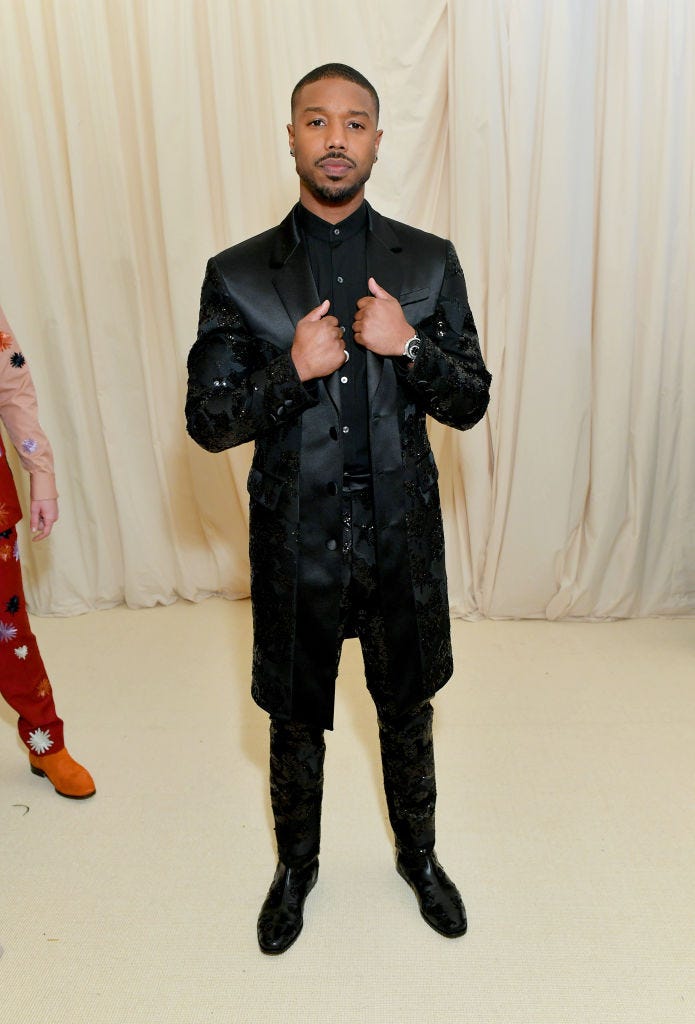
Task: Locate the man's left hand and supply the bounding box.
[353,278,414,357]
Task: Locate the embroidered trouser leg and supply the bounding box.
[0,526,64,755]
[269,718,325,868]
[378,701,436,854]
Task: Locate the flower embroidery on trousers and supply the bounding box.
[0,621,19,642]
[28,728,53,754]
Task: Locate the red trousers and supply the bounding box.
[0,526,64,756]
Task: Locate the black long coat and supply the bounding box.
[186,203,491,728]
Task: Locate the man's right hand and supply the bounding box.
[290,300,347,381]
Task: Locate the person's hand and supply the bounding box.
[353,278,414,356]
[290,299,348,381]
[30,498,59,541]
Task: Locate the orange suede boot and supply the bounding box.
[29,748,96,799]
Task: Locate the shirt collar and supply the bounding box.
[297,200,367,243]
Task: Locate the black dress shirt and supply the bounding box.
[297,202,370,477]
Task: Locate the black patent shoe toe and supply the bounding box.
[257,859,319,954]
[396,850,467,938]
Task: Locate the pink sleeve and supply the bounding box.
[0,304,58,500]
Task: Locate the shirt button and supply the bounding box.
[326,538,338,551]
[340,376,348,384]
[342,425,350,434]
[337,276,344,284]
[333,228,340,235]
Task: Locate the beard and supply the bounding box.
[298,165,373,205]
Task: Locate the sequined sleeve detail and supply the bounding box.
[185,260,319,452]
[394,241,491,431]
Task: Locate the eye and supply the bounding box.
[308,118,326,127]
[347,121,365,130]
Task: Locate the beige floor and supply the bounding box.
[1,599,694,1024]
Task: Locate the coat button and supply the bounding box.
[326,482,338,495]
[326,538,338,551]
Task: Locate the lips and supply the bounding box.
[320,160,353,175]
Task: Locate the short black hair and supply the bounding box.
[291,63,380,123]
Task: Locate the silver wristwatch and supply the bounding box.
[402,333,421,361]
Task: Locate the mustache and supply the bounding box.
[315,153,357,168]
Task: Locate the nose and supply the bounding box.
[326,122,347,150]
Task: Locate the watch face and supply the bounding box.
[405,339,420,360]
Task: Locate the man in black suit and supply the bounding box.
[186,63,491,954]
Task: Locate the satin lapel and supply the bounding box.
[366,209,403,403]
[271,216,339,413]
[272,243,319,330]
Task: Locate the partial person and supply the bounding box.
[0,304,95,799]
[186,63,490,952]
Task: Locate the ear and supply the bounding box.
[287,123,295,154]
[374,128,383,160]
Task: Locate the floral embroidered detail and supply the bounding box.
[28,727,53,754]
[6,595,20,614]
[36,677,52,698]
[445,242,464,278]
[22,438,38,454]
[0,331,12,350]
[0,543,12,562]
[14,645,28,660]
[0,621,19,642]
[10,352,26,368]
[270,719,325,864]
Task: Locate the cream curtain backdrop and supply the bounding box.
[0,0,692,618]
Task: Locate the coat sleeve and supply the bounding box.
[185,259,319,452]
[395,241,491,431]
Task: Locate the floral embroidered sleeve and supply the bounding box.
[186,259,319,452]
[395,241,492,431]
[0,305,57,500]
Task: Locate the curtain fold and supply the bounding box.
[448,0,694,618]
[0,0,691,618]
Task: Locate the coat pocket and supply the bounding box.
[247,466,286,510]
[403,284,429,303]
[400,286,430,308]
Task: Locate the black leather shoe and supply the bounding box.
[396,849,467,937]
[257,859,319,954]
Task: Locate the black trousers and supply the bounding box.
[269,485,437,867]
